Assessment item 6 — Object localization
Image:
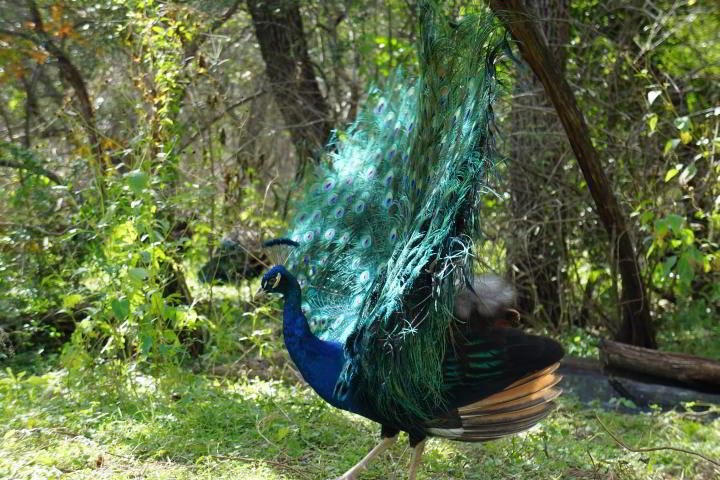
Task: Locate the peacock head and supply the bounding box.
[257,265,295,297]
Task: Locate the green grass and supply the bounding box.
[1,361,719,480]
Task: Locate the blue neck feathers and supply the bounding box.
[281,277,352,410]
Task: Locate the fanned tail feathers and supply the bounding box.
[284,0,506,423]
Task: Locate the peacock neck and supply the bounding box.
[281,279,349,409]
[282,285,310,339]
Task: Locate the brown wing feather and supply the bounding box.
[425,362,562,442]
[460,364,562,411]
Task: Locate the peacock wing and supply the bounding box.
[424,328,564,441]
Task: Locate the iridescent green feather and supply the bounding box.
[285,1,504,423]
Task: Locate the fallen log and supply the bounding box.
[558,355,720,410]
[607,373,720,409]
[600,339,720,392]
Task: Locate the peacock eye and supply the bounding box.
[271,274,281,288]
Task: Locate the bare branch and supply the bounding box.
[179,89,267,153]
[21,1,105,192]
[0,157,64,185]
[184,0,242,61]
[0,222,70,236]
[596,414,720,469]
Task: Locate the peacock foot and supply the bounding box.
[332,435,397,480]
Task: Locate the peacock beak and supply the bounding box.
[254,286,266,300]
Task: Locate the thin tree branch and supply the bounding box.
[184,0,242,61]
[596,414,720,469]
[179,90,267,153]
[0,157,64,185]
[0,222,70,236]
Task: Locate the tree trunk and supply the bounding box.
[490,0,656,348]
[246,0,332,178]
[21,69,39,149]
[508,0,569,326]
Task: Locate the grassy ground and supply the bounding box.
[1,359,719,480]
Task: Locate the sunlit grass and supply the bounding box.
[1,363,718,480]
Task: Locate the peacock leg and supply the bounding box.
[408,439,426,480]
[334,435,397,480]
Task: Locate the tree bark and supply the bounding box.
[490,0,656,348]
[20,69,39,149]
[508,0,569,326]
[246,0,332,177]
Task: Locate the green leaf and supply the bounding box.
[661,256,677,277]
[639,210,654,224]
[688,246,705,266]
[276,427,290,441]
[678,164,697,185]
[648,90,662,105]
[647,90,662,106]
[111,299,130,320]
[62,294,83,309]
[78,318,95,333]
[129,267,150,281]
[663,139,680,155]
[126,170,149,194]
[140,333,153,354]
[647,113,658,133]
[666,214,684,233]
[664,167,679,182]
[677,253,695,285]
[680,130,692,145]
[162,329,178,343]
[673,116,690,131]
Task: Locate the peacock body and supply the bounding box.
[258,2,564,479]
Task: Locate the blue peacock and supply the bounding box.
[257,2,564,479]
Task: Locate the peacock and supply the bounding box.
[256,2,564,479]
